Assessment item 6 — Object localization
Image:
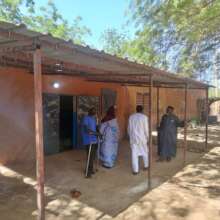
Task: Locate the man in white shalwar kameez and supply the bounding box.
[128,105,149,174]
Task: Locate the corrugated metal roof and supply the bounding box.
[0,21,210,89]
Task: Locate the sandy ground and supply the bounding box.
[0,125,219,220]
[116,147,220,220]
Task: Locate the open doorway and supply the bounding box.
[43,93,77,155]
[59,95,74,152]
[43,93,100,155]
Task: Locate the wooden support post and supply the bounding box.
[34,47,45,220]
[156,87,160,127]
[205,88,209,151]
[183,84,188,165]
[148,74,153,188]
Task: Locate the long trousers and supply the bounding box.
[131,149,148,173]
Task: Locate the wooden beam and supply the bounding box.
[33,48,45,220]
[121,84,208,90]
[183,84,188,165]
[88,79,207,89]
[148,74,153,189]
[88,79,149,84]
[0,25,210,89]
[205,88,209,151]
[0,41,35,53]
[0,54,209,90]
[0,54,86,76]
[0,53,145,76]
[0,26,155,74]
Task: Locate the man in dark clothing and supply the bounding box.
[82,107,98,178]
[158,106,184,162]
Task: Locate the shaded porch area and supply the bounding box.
[1,125,218,220]
[0,21,211,220]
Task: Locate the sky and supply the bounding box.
[33,0,133,49]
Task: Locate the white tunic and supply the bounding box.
[128,113,149,149]
[128,113,149,172]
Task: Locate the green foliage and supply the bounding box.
[1,0,220,84]
[0,0,91,45]
[209,88,220,98]
[100,28,129,57]
[128,0,220,80]
[101,0,220,82]
[100,26,167,68]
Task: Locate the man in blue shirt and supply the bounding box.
[82,107,98,178]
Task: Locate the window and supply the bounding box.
[136,93,149,115]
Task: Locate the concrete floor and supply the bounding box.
[0,125,219,220]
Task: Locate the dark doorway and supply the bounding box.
[59,95,74,151]
[43,94,100,155]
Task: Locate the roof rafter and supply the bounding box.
[0,21,211,89]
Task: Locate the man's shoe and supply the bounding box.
[132,172,139,175]
[143,167,149,171]
[85,173,92,178]
[102,164,111,169]
[85,175,92,179]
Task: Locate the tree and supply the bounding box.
[128,0,220,81]
[100,28,129,57]
[0,0,34,23]
[0,0,91,45]
[100,27,163,67]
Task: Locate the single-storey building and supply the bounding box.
[0,21,208,165]
[0,21,210,220]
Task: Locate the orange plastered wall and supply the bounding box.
[125,86,157,127]
[0,67,128,164]
[0,67,35,165]
[0,66,205,164]
[158,88,205,121]
[43,75,128,137]
[126,86,205,128]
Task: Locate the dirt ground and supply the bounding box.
[0,125,220,220]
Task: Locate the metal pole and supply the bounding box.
[34,47,45,220]
[205,88,209,151]
[183,84,188,165]
[85,143,92,177]
[148,74,153,188]
[156,87,160,127]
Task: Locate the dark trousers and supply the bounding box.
[85,143,98,176]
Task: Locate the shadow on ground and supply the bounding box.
[0,125,220,219]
